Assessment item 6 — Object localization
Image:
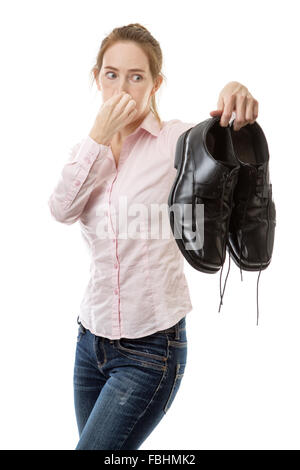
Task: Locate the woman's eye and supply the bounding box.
[106,72,116,79]
[105,72,142,81]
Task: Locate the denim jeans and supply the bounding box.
[73,315,188,450]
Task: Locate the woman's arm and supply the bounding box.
[48,136,112,225]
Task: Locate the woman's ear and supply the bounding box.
[151,74,163,96]
[93,67,101,91]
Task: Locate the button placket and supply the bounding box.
[108,141,132,337]
[107,170,121,336]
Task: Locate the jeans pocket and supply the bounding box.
[115,334,168,367]
[164,362,186,414]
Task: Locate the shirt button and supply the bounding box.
[84,156,91,164]
[114,288,118,295]
[114,263,118,269]
[74,180,81,186]
[106,188,110,193]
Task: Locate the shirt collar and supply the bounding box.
[138,110,162,137]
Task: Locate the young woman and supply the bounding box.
[48,23,257,450]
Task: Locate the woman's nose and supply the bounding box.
[113,88,128,96]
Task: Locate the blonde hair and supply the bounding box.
[89,23,166,127]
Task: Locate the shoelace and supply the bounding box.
[217,168,263,326]
[218,246,263,325]
[217,170,236,312]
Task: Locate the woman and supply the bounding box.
[48,23,257,450]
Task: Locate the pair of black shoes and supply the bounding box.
[167,116,276,324]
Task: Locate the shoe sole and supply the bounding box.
[226,242,271,271]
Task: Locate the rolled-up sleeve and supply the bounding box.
[48,135,111,225]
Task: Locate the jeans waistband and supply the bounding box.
[77,315,185,341]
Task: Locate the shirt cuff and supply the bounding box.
[75,135,111,170]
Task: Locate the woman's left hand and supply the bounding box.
[210,81,259,131]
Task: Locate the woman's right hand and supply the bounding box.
[89,91,138,145]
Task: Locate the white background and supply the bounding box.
[0,0,298,450]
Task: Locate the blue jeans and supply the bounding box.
[73,316,188,450]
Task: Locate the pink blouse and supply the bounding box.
[48,110,196,339]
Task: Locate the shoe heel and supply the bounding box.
[174,130,190,169]
[174,149,181,169]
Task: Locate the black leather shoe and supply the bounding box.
[168,116,240,273]
[227,120,276,272]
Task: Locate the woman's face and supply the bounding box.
[96,41,162,118]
